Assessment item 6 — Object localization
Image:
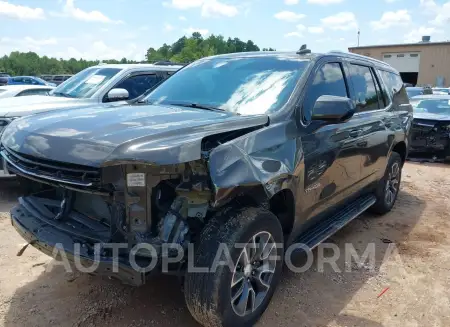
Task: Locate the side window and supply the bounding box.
[113,74,162,100]
[379,70,409,105]
[12,77,23,83]
[348,64,380,112]
[375,69,391,107]
[303,62,348,119]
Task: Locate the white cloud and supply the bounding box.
[284,32,303,38]
[184,27,209,36]
[308,26,324,34]
[164,23,175,32]
[321,12,358,30]
[164,0,203,9]
[0,1,45,20]
[420,0,439,13]
[51,0,123,24]
[296,24,306,31]
[307,0,344,4]
[274,11,305,22]
[370,10,411,30]
[404,26,443,43]
[24,37,58,46]
[285,24,306,38]
[164,0,238,17]
[0,36,58,54]
[284,0,299,5]
[202,0,238,17]
[179,15,187,20]
[58,41,144,61]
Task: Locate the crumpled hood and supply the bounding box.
[414,112,450,121]
[1,103,269,167]
[0,95,95,117]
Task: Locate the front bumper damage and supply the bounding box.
[11,196,162,286]
[2,147,211,285]
[409,119,450,161]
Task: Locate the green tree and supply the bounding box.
[0,34,274,76]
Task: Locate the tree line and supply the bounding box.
[0,33,275,76]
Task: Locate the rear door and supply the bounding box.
[344,62,394,186]
[299,59,363,219]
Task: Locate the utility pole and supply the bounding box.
[357,29,360,47]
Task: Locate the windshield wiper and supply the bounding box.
[52,91,75,98]
[168,102,227,113]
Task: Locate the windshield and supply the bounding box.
[144,55,310,115]
[406,88,423,98]
[50,67,121,98]
[410,99,450,115]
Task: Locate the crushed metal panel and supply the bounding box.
[208,120,303,207]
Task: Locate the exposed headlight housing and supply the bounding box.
[0,117,20,141]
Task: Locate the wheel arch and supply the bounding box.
[391,141,407,165]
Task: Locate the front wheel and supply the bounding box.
[184,206,284,327]
[370,152,402,214]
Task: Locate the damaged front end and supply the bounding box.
[409,119,450,161]
[4,147,214,285]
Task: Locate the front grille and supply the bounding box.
[2,148,101,186]
[410,119,450,153]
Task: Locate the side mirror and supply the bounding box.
[312,95,355,123]
[107,88,129,101]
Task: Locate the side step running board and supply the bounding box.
[294,194,376,250]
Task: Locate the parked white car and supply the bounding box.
[0,85,55,99]
[0,63,182,177]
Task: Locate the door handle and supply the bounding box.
[349,129,362,138]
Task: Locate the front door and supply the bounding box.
[296,60,363,221]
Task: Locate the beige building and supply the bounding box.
[349,37,450,87]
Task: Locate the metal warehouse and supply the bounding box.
[349,36,450,87]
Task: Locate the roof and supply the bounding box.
[411,94,450,100]
[91,63,182,71]
[349,41,450,50]
[206,50,394,71]
[0,85,55,92]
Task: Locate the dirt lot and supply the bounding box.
[0,162,449,327]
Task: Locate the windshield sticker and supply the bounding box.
[85,75,106,85]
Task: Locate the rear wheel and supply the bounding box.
[370,152,402,214]
[184,206,284,327]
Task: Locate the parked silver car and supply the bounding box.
[0,63,182,177]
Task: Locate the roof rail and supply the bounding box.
[153,60,183,66]
[328,51,391,68]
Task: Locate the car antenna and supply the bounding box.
[297,44,311,55]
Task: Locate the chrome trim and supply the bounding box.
[0,150,93,187]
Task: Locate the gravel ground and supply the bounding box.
[0,161,449,327]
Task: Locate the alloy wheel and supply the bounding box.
[385,161,400,205]
[230,231,277,317]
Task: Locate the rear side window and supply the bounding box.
[348,64,380,112]
[374,70,391,107]
[379,70,409,105]
[303,62,348,120]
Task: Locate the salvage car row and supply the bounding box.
[0,49,448,327]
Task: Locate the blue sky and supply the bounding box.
[1,0,449,61]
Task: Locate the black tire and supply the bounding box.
[370,152,402,214]
[184,206,284,327]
